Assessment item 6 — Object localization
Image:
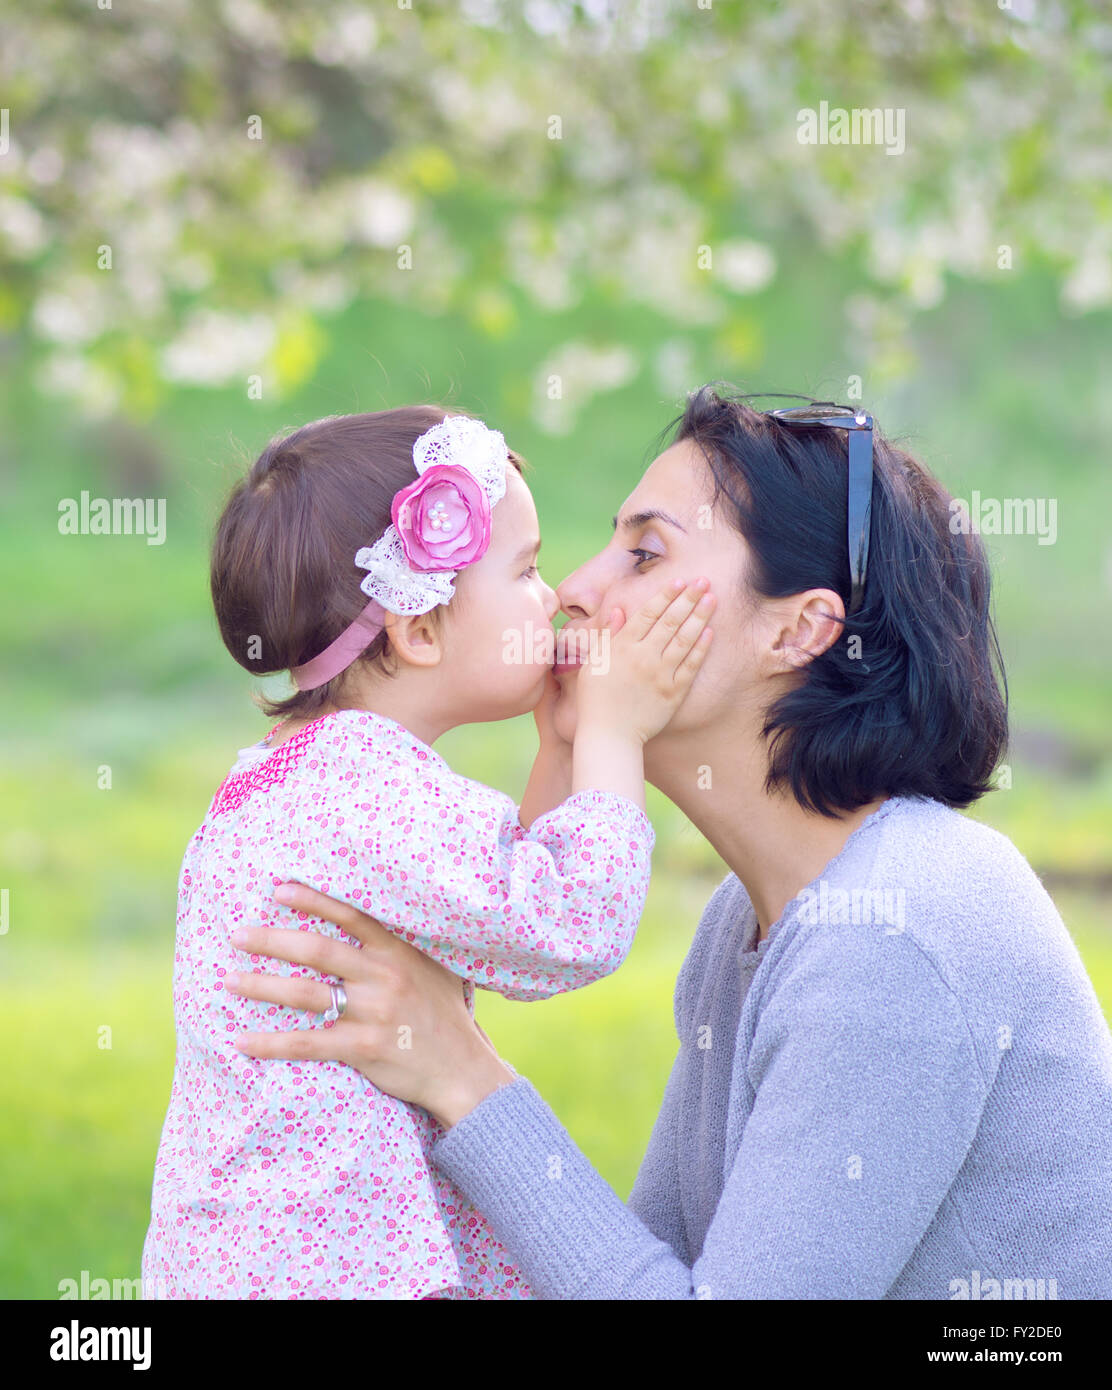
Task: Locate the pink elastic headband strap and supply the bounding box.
[290,598,389,692]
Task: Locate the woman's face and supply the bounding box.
[552,439,755,747]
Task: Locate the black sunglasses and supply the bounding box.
[755,395,875,617]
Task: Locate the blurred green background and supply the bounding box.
[2,1,1110,1298]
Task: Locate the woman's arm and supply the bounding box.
[624,1044,691,1263]
[433,929,991,1298]
[230,894,990,1299]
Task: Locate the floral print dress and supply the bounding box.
[141,708,653,1299]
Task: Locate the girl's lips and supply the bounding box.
[553,627,589,677]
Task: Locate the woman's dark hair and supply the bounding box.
[665,383,1008,817]
[211,406,526,720]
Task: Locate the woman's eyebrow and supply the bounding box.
[611,508,688,534]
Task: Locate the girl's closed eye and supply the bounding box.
[521,563,538,579]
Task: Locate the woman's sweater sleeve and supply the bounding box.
[430,927,992,1298]
[625,1045,690,1262]
[333,743,654,1001]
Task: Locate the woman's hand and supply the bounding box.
[225,883,518,1128]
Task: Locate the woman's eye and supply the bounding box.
[628,548,659,569]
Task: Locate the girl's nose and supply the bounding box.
[543,580,561,622]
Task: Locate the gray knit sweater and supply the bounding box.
[431,794,1112,1298]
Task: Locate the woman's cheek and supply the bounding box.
[673,634,731,729]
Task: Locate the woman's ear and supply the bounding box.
[382,609,444,668]
[770,589,845,671]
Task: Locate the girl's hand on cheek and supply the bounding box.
[578,578,715,744]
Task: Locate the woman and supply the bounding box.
[225,385,1112,1299]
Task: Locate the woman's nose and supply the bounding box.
[556,564,598,621]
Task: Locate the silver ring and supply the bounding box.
[322,980,347,1024]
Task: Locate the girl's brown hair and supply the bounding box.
[211,406,525,720]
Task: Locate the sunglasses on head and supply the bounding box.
[749,394,875,617]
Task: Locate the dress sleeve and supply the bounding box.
[334,743,655,1002]
[430,928,991,1298]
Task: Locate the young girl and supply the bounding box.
[140,405,715,1300]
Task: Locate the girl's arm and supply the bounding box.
[517,671,573,830]
[517,740,573,830]
[349,774,652,1002]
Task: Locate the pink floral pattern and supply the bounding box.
[141,708,653,1299]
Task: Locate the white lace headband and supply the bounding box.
[291,415,510,691]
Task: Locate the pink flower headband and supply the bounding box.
[291,415,510,691]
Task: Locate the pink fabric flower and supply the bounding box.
[391,464,492,573]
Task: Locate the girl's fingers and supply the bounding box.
[661,592,716,663]
[224,969,333,1015]
[230,924,368,979]
[641,580,711,656]
[273,883,391,948]
[674,626,714,681]
[622,578,687,642]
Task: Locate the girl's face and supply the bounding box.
[436,465,561,722]
[551,439,755,747]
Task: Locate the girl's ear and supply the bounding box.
[770,590,845,671]
[382,609,443,668]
